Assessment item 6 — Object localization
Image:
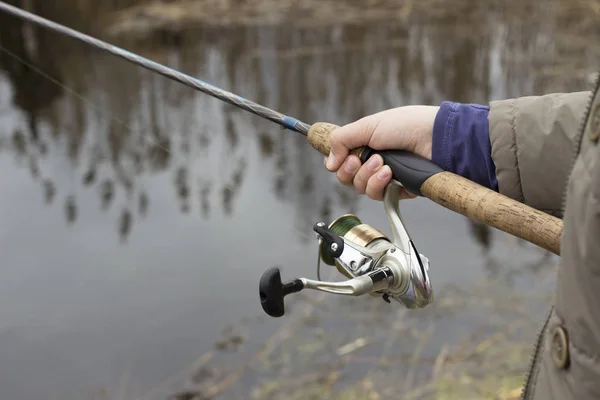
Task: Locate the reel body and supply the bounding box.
[259,180,434,317]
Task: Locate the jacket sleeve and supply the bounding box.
[431,102,497,191]
[488,91,591,218]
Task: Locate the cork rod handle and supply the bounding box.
[307,122,563,256]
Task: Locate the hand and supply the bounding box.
[324,106,439,201]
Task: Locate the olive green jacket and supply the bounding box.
[488,84,600,399]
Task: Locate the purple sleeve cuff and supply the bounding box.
[431,101,498,191]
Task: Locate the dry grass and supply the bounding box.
[101,0,600,38]
[145,249,558,400]
[99,0,600,94]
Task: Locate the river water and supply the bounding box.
[0,1,597,399]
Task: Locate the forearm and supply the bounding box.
[431,91,591,218]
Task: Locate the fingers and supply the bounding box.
[335,155,362,186]
[365,165,392,200]
[324,152,418,201]
[353,155,419,201]
[325,116,378,172]
[353,154,383,194]
[399,188,417,200]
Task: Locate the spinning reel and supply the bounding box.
[259,180,434,318]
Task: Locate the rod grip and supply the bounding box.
[307,122,563,256]
[307,122,365,157]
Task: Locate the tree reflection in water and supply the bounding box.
[0,0,595,249]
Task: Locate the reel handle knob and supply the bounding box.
[259,267,304,318]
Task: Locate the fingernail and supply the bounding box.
[326,152,336,170]
[367,155,381,170]
[377,166,391,180]
[344,157,360,173]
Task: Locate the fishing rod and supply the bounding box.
[0,1,563,318]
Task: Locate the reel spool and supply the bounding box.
[258,180,434,318]
[318,214,389,279]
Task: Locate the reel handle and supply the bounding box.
[259,267,303,318]
[259,266,397,317]
[307,122,563,256]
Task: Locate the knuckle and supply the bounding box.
[353,172,366,190]
[366,179,384,201]
[329,132,338,147]
[336,170,352,186]
[369,192,383,201]
[354,178,366,194]
[330,128,341,140]
[329,130,344,149]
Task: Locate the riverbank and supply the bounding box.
[101,0,600,94]
[102,0,597,39]
[154,250,557,400]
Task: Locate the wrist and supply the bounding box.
[411,105,438,160]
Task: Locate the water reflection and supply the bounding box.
[42,178,55,204]
[1,2,596,248]
[469,220,492,251]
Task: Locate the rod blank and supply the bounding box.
[0,1,311,135]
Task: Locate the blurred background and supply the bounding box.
[0,0,598,399]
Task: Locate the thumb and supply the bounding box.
[325,116,376,171]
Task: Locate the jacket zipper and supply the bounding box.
[520,306,553,400]
[520,72,600,400]
[560,72,600,212]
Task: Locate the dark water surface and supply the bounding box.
[0,1,596,399]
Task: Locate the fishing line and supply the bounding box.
[0,43,177,238]
[0,43,318,241]
[0,43,177,183]
[0,45,149,146]
[0,1,353,250]
[0,1,311,135]
[0,0,321,225]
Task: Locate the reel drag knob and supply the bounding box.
[258,267,304,318]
